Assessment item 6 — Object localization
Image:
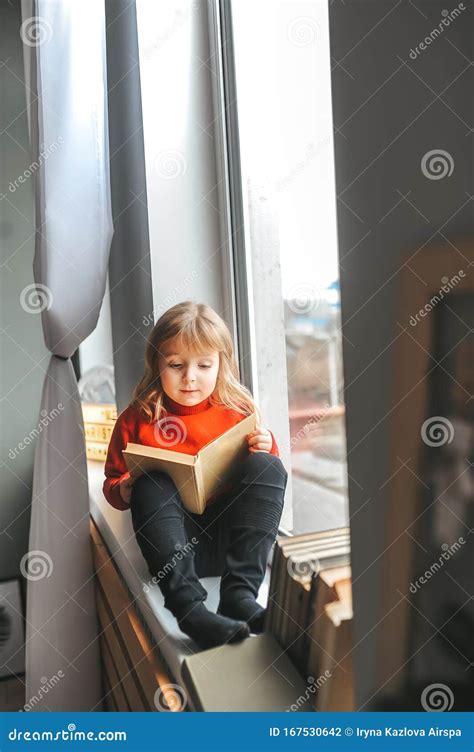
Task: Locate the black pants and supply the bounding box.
[129,452,288,615]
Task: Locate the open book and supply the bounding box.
[122,413,257,514]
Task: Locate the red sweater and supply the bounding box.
[103,394,280,511]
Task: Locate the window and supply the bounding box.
[79,275,116,464]
[225,0,349,534]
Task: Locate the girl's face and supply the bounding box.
[158,336,220,406]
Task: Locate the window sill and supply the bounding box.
[87,460,271,686]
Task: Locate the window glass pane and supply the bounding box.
[79,277,116,465]
[232,0,349,534]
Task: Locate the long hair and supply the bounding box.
[130,301,261,427]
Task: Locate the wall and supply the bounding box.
[0,0,49,583]
[328,0,472,708]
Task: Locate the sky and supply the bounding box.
[232,0,340,297]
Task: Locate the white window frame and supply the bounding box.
[207,0,293,530]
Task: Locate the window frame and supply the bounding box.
[208,0,294,531]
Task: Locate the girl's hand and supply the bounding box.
[247,428,273,453]
[119,472,135,505]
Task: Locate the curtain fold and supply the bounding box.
[23,0,113,711]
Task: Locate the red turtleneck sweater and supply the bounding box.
[102,394,280,511]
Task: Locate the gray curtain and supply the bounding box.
[22,0,113,710]
[105,0,153,414]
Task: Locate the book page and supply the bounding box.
[198,413,257,500]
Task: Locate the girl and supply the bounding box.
[103,301,288,650]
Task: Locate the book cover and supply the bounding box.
[82,402,117,424]
[306,563,351,681]
[314,600,354,711]
[122,413,257,514]
[265,528,349,636]
[273,533,350,639]
[280,548,350,648]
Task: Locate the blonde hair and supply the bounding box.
[130,301,261,427]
